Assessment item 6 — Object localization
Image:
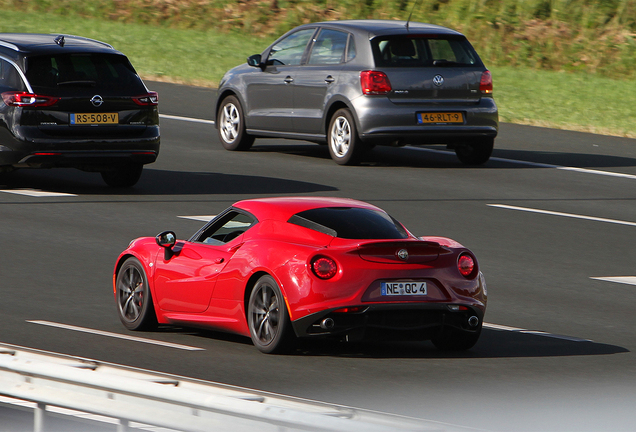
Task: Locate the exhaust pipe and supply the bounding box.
[320,318,335,330]
[468,316,479,328]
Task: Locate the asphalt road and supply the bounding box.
[1,81,635,432]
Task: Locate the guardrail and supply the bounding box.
[0,343,474,432]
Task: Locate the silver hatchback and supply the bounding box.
[215,20,498,165]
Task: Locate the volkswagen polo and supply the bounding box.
[215,20,498,165]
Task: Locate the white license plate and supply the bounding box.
[381,281,427,296]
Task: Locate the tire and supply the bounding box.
[101,163,143,188]
[454,137,494,165]
[328,108,364,165]
[431,323,482,351]
[115,257,157,331]
[248,275,294,354]
[217,95,254,151]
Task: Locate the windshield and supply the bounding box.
[371,35,480,68]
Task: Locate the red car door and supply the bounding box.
[152,241,234,313]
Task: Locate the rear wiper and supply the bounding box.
[57,80,97,87]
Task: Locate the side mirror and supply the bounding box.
[247,54,262,68]
[156,231,176,259]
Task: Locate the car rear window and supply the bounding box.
[288,207,409,239]
[25,53,146,96]
[371,35,480,68]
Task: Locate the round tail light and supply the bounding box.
[311,256,337,280]
[458,254,476,278]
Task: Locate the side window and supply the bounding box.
[0,59,26,91]
[195,211,256,245]
[268,29,315,66]
[307,29,349,65]
[346,35,356,62]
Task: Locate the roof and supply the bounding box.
[0,33,117,56]
[233,196,383,222]
[298,19,464,38]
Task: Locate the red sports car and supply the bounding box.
[114,197,487,353]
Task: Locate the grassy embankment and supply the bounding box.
[1,1,635,138]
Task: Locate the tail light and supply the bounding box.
[479,71,493,94]
[458,253,476,278]
[360,71,392,95]
[311,256,338,280]
[132,91,158,106]
[2,92,60,107]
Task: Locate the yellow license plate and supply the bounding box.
[70,113,118,125]
[417,112,464,124]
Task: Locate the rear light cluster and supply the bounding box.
[360,70,392,95]
[132,92,158,106]
[2,92,59,107]
[480,71,493,94]
[311,256,338,280]
[457,253,477,278]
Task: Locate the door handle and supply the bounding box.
[284,76,294,84]
[325,75,335,83]
[214,257,225,264]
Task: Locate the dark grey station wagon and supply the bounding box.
[215,20,498,165]
[0,34,159,187]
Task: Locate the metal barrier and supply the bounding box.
[0,343,472,432]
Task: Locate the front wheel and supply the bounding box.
[328,108,364,165]
[217,95,254,151]
[101,163,143,188]
[115,257,157,330]
[248,275,294,354]
[454,138,494,165]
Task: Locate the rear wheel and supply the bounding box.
[431,323,482,351]
[328,108,364,165]
[116,257,157,331]
[454,138,494,165]
[218,95,254,151]
[101,163,143,187]
[248,275,294,354]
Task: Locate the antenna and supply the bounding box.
[405,0,422,31]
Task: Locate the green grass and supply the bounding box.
[2,9,635,138]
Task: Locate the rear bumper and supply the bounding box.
[291,303,485,341]
[0,126,160,169]
[352,96,499,146]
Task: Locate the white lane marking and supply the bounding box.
[178,215,215,222]
[27,321,205,351]
[159,115,636,181]
[408,147,636,180]
[483,323,591,342]
[159,114,215,125]
[591,276,636,286]
[0,189,77,197]
[488,204,636,227]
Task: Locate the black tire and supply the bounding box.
[115,257,157,331]
[431,323,482,351]
[101,163,143,188]
[248,275,294,354]
[454,137,494,165]
[328,108,364,165]
[217,95,254,151]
